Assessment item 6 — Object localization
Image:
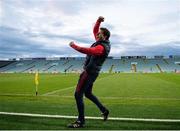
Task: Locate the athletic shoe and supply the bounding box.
[102,109,109,121]
[67,120,84,128]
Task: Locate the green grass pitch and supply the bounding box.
[0,73,180,129]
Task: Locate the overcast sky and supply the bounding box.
[0,0,180,59]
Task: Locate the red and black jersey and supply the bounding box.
[70,19,111,74]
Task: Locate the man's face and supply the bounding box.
[96,29,105,41]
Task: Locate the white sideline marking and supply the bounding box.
[0,112,180,122]
[43,74,115,96]
[42,86,74,96]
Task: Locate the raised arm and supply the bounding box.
[69,41,105,56]
[93,16,104,40]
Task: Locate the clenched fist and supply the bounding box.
[69,41,75,47]
[98,16,104,22]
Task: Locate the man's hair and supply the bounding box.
[100,27,111,40]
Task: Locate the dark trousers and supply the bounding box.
[74,70,106,123]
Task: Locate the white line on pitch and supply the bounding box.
[42,86,74,96]
[0,112,180,122]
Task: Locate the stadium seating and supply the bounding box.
[0,57,179,73]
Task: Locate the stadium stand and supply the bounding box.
[0,56,179,73]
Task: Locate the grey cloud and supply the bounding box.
[23,31,93,44]
[148,10,180,26]
[112,41,180,56]
[52,22,64,27]
[52,0,83,15]
[1,25,180,59]
[1,0,180,59]
[0,25,75,58]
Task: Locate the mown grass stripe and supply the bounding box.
[42,73,116,96]
[1,93,180,101]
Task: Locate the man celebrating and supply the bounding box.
[68,16,111,128]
